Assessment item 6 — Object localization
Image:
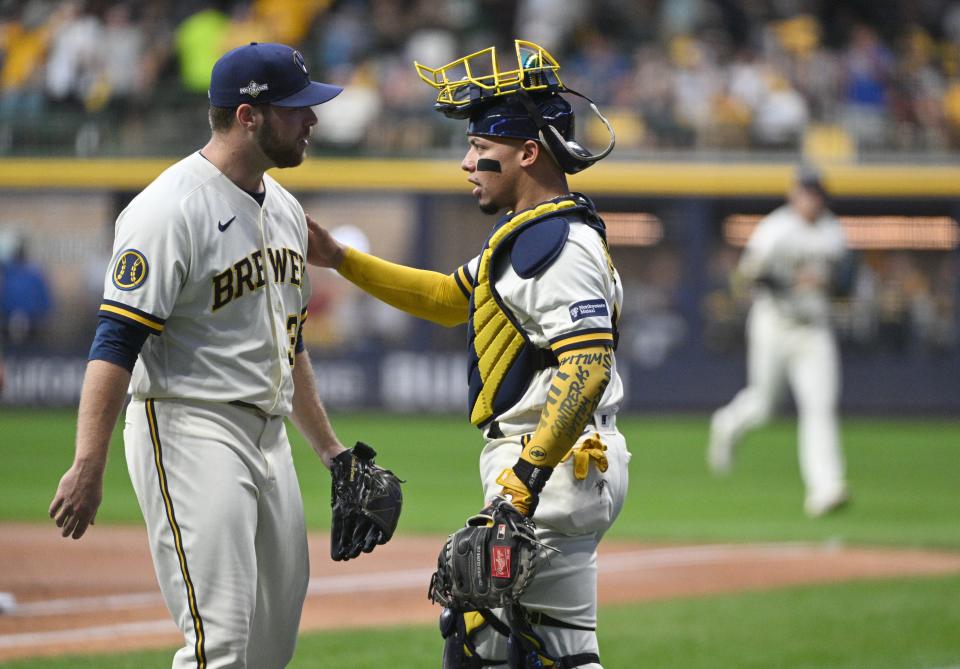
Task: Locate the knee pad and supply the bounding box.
[440,607,504,668]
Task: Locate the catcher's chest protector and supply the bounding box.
[467,196,607,427]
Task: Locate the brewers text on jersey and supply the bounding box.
[211,246,306,310]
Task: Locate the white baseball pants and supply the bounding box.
[471,419,631,668]
[124,398,309,669]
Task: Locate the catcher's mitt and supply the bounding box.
[330,442,403,561]
[428,497,545,610]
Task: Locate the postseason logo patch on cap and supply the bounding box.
[569,298,608,322]
[239,80,269,98]
[208,42,343,108]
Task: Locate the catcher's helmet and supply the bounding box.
[466,93,574,143]
[415,40,614,174]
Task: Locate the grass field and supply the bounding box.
[2,409,959,667]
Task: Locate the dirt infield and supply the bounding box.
[2,523,960,661]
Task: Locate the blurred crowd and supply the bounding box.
[4,0,960,156]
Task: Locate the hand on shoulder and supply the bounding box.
[305,214,346,269]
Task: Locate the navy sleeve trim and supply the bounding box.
[89,316,150,371]
[549,327,615,355]
[548,327,613,345]
[453,266,471,299]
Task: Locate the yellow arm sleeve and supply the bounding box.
[496,344,613,514]
[521,344,613,467]
[337,246,469,327]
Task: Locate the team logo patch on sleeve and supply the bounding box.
[569,298,609,322]
[112,249,149,291]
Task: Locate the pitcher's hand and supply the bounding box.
[49,459,105,539]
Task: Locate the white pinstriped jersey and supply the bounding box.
[740,204,847,326]
[99,152,310,415]
[462,221,624,430]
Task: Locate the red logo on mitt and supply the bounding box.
[491,545,512,578]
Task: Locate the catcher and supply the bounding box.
[308,41,630,668]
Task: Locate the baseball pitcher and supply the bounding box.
[49,43,401,668]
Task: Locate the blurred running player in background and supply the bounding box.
[708,167,855,518]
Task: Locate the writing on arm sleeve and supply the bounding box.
[496,343,614,514]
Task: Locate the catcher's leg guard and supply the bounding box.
[440,607,508,668]
[506,607,601,668]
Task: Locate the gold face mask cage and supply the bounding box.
[415,40,564,113]
[415,39,616,173]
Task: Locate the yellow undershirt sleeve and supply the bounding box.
[496,344,613,514]
[521,344,612,467]
[337,246,469,327]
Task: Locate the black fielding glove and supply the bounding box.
[428,497,547,610]
[330,442,403,561]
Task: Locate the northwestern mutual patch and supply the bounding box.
[569,299,608,322]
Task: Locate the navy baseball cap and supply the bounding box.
[208,42,342,108]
